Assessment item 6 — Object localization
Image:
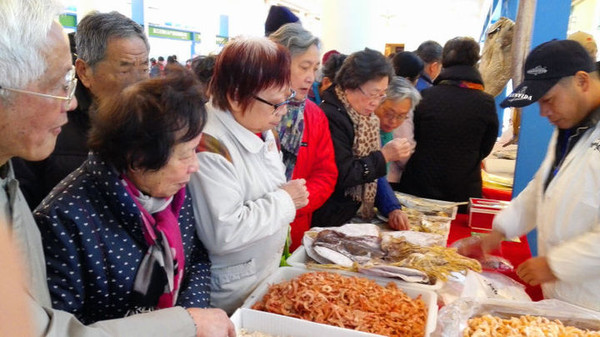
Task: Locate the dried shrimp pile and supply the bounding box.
[252,272,427,337]
[464,314,600,337]
[383,238,481,281]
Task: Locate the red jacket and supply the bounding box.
[289,100,337,251]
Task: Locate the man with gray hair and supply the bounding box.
[0,1,234,336]
[415,40,443,91]
[14,11,151,210]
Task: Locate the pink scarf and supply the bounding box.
[122,175,186,309]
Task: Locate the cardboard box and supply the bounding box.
[231,308,384,337]
[242,266,438,337]
[468,198,510,231]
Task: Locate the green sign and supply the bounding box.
[194,33,202,43]
[59,14,77,27]
[216,35,229,46]
[149,26,192,41]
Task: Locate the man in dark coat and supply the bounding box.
[13,11,150,209]
[398,37,499,211]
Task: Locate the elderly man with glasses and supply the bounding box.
[13,11,151,210]
[0,1,234,336]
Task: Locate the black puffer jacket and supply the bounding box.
[397,65,498,209]
[13,82,93,210]
[312,86,387,227]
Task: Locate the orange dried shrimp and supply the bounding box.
[251,272,427,337]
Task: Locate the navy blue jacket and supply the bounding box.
[34,153,211,324]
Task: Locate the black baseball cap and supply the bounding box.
[500,39,596,108]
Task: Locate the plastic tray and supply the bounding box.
[231,308,384,337]
[242,266,438,337]
[436,298,600,337]
[395,192,460,220]
[287,246,443,291]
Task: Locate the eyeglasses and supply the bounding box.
[358,86,387,102]
[0,66,77,108]
[253,89,296,115]
[383,112,409,122]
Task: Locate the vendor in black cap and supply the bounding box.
[464,39,600,311]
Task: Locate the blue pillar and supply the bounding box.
[131,0,144,26]
[511,0,571,256]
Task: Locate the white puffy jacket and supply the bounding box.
[189,103,295,314]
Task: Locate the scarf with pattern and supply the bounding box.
[121,175,186,309]
[335,85,380,219]
[277,99,306,180]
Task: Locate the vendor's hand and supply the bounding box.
[516,257,557,286]
[381,138,413,163]
[388,209,409,230]
[480,230,505,254]
[186,308,235,337]
[281,179,309,209]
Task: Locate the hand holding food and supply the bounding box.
[381,138,413,162]
[281,179,309,209]
[388,209,409,230]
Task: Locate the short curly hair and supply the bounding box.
[335,48,394,90]
[89,67,206,172]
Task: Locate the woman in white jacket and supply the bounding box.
[189,36,309,314]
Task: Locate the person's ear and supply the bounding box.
[75,59,93,89]
[573,71,591,93]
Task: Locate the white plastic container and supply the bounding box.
[286,246,444,291]
[231,308,384,337]
[242,266,438,337]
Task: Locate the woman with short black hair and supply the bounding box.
[35,68,213,324]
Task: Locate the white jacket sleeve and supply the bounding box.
[492,175,540,239]
[190,152,296,255]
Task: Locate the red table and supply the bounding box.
[447,214,543,301]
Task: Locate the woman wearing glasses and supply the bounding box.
[312,48,412,229]
[269,23,337,253]
[375,76,422,187]
[188,37,309,314]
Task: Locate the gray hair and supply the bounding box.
[0,0,63,95]
[268,23,320,58]
[386,76,421,111]
[76,11,149,68]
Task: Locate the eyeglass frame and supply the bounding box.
[0,66,77,108]
[382,111,410,122]
[358,86,387,102]
[252,88,297,115]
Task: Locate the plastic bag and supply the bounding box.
[434,298,600,337]
[451,236,514,272]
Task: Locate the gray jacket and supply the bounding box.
[1,161,196,337]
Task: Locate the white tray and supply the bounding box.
[231,308,384,337]
[287,246,444,291]
[242,266,438,337]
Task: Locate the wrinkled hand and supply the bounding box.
[281,179,309,209]
[516,257,557,286]
[388,209,409,230]
[381,138,413,163]
[186,308,235,337]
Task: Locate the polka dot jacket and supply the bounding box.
[33,153,211,324]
